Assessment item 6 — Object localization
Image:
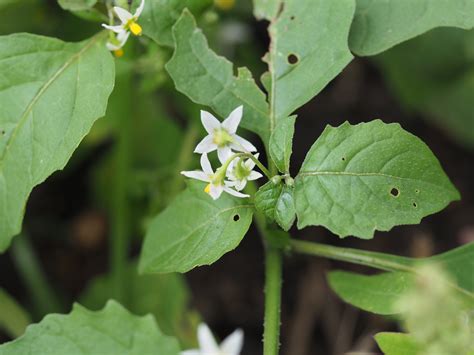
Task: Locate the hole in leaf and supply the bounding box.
[413,202,418,208]
[415,189,420,194]
[287,54,299,65]
[341,157,346,161]
[390,187,400,197]
[233,214,240,222]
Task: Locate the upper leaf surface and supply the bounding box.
[269,115,295,173]
[0,33,115,252]
[0,301,180,355]
[349,0,474,56]
[253,0,281,20]
[140,0,212,47]
[166,10,270,143]
[375,333,421,355]
[328,242,474,314]
[57,0,96,11]
[267,0,355,121]
[139,182,253,274]
[294,120,460,239]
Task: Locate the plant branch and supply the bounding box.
[264,247,282,355]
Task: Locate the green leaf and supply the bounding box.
[375,333,421,355]
[349,0,474,56]
[0,301,180,355]
[267,0,355,120]
[0,288,31,338]
[270,116,295,173]
[294,120,460,239]
[57,0,96,11]
[375,28,474,149]
[328,243,474,314]
[139,181,253,274]
[140,0,212,47]
[165,10,271,143]
[255,181,296,231]
[80,262,191,339]
[0,33,115,252]
[253,0,281,20]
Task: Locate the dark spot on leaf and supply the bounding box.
[415,189,420,194]
[413,202,418,208]
[341,157,346,161]
[233,214,240,222]
[287,54,299,65]
[390,187,400,197]
[290,15,295,20]
[1,130,5,135]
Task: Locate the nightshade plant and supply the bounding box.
[0,0,473,354]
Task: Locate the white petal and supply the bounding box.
[106,41,120,51]
[222,105,243,134]
[201,110,221,134]
[200,154,214,175]
[209,184,224,200]
[102,24,126,33]
[195,135,217,154]
[218,146,233,164]
[220,329,244,355]
[114,6,133,23]
[181,171,209,182]
[134,0,146,17]
[234,179,247,191]
[117,30,131,45]
[197,324,219,353]
[224,187,249,199]
[180,351,201,355]
[245,154,259,170]
[230,135,257,153]
[248,171,263,181]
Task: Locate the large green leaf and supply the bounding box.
[294,120,459,239]
[0,301,180,354]
[139,181,253,274]
[375,28,474,149]
[0,33,115,252]
[350,0,474,56]
[140,0,212,47]
[328,242,474,314]
[165,10,271,143]
[375,333,421,355]
[266,0,355,121]
[57,0,96,11]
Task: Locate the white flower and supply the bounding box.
[227,154,263,191]
[102,0,145,37]
[181,154,249,200]
[105,31,130,56]
[181,323,244,355]
[195,106,257,163]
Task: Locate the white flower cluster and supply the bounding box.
[102,0,145,56]
[182,106,263,200]
[181,323,243,355]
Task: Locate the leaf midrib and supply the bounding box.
[0,33,104,173]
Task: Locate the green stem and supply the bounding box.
[264,247,282,355]
[219,153,273,180]
[290,240,413,272]
[0,288,31,338]
[10,234,63,318]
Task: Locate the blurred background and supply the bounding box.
[0,0,473,354]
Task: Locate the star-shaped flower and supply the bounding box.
[227,154,263,191]
[181,154,249,200]
[102,0,145,37]
[195,106,257,163]
[181,323,244,355]
[105,31,130,57]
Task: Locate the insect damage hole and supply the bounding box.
[412,202,418,208]
[233,214,240,222]
[390,187,400,198]
[287,53,299,65]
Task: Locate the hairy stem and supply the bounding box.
[290,239,413,272]
[264,247,282,355]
